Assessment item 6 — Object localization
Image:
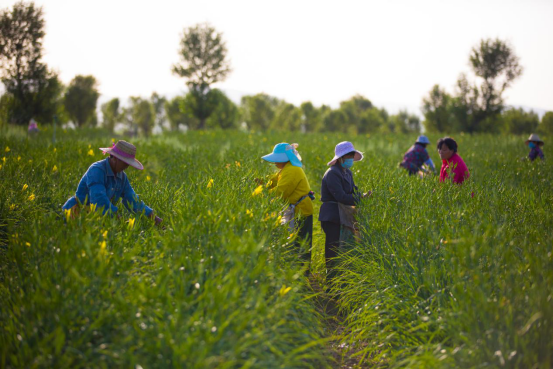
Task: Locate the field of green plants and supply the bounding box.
[1,127,551,368]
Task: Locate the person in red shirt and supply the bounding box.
[437,137,470,184]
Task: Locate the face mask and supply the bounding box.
[528,142,536,149]
[341,158,354,169]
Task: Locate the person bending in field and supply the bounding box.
[400,135,436,176]
[525,134,545,161]
[62,140,162,225]
[437,137,470,185]
[261,143,314,272]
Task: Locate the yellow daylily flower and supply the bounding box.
[22,184,28,191]
[207,178,214,188]
[52,165,58,172]
[26,242,31,247]
[279,285,292,296]
[252,185,263,196]
[28,194,35,201]
[87,149,94,156]
[128,218,135,229]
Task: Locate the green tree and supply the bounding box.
[172,23,231,129]
[206,89,239,129]
[300,101,323,132]
[340,95,374,132]
[101,98,120,133]
[458,38,523,132]
[126,97,154,137]
[322,109,348,132]
[500,108,539,135]
[164,96,199,131]
[358,108,386,134]
[422,85,455,133]
[273,102,302,131]
[538,112,553,136]
[387,110,421,133]
[240,94,278,131]
[150,92,167,129]
[64,75,99,127]
[0,1,61,125]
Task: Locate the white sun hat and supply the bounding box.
[416,135,430,144]
[525,133,544,146]
[327,141,364,166]
[99,140,144,170]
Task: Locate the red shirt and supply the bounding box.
[440,153,470,184]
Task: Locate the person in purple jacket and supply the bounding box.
[525,134,544,161]
[319,141,364,282]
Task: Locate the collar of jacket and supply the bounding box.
[104,158,124,179]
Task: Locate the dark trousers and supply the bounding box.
[321,221,341,280]
[295,215,313,264]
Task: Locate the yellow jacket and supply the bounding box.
[267,162,313,216]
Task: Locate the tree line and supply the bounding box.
[1,1,552,136]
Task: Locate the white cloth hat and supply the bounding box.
[416,135,430,144]
[525,133,544,146]
[327,141,364,166]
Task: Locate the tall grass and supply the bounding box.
[0,129,329,368]
[1,128,551,368]
[333,134,553,367]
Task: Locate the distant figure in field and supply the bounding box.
[261,143,314,270]
[28,118,39,133]
[525,133,544,161]
[437,137,470,184]
[62,140,162,225]
[319,141,364,282]
[400,135,436,175]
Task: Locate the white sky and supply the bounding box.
[3,0,553,114]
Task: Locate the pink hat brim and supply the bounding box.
[100,148,144,170]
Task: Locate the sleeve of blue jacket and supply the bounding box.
[86,167,118,215]
[121,176,153,217]
[326,169,356,205]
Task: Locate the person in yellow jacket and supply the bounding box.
[262,143,314,270]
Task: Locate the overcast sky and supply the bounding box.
[3,0,553,114]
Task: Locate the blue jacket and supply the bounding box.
[318,164,358,224]
[62,158,153,216]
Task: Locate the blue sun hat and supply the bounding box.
[416,135,430,144]
[262,143,303,167]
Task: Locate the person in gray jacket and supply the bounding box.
[319,141,364,282]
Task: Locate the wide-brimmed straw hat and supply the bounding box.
[100,140,144,170]
[416,135,430,145]
[262,143,302,167]
[525,133,544,146]
[327,141,363,166]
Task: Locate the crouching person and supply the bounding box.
[62,140,162,225]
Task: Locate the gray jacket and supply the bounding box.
[318,164,358,224]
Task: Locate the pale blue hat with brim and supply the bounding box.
[262,143,303,167]
[416,135,430,144]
